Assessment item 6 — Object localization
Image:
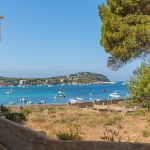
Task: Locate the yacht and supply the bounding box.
[69,97,83,104]
[40,99,46,104]
[58,90,64,95]
[75,97,83,101]
[9,101,15,105]
[58,90,65,98]
[20,97,27,103]
[54,95,59,100]
[109,92,120,98]
[48,85,53,87]
[27,100,32,105]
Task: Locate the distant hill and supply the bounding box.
[0,72,110,85]
[66,72,109,83]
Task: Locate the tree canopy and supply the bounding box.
[99,0,150,70]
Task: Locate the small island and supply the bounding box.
[0,72,110,85]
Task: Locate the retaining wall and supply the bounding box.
[70,99,124,108]
[0,117,150,150]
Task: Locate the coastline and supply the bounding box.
[0,81,119,86]
[7,98,125,108]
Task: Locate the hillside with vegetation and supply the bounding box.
[0,72,109,85]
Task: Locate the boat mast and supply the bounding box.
[0,16,4,41]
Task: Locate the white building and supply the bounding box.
[19,80,27,85]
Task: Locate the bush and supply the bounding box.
[56,131,81,141]
[48,107,56,114]
[56,123,82,140]
[142,130,150,138]
[101,127,121,142]
[0,105,10,113]
[20,108,31,116]
[5,112,26,124]
[58,106,65,111]
[102,114,123,126]
[131,109,146,116]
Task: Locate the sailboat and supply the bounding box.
[6,87,14,94]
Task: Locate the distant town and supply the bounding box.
[0,72,110,86]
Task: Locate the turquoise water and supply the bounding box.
[0,82,128,105]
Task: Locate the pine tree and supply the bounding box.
[99,0,150,70]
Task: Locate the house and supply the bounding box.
[19,80,27,85]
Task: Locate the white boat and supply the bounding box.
[69,99,80,104]
[69,97,83,104]
[20,97,27,103]
[54,95,59,100]
[40,100,46,104]
[9,101,15,105]
[109,92,120,98]
[58,90,65,98]
[48,85,53,87]
[93,98,101,101]
[27,100,32,105]
[58,90,64,95]
[6,87,14,94]
[75,97,83,101]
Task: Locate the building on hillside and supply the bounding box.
[19,80,27,85]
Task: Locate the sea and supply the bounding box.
[0,82,128,106]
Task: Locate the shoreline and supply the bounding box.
[0,81,121,86]
[6,98,125,108]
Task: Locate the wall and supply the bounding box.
[70,99,124,108]
[0,117,150,150]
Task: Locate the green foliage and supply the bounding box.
[0,72,109,85]
[5,112,26,124]
[102,113,123,126]
[56,123,82,140]
[142,129,150,138]
[20,108,31,116]
[0,105,10,113]
[48,107,56,114]
[99,0,150,70]
[127,63,150,109]
[56,130,82,141]
[57,106,65,111]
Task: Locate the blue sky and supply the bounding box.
[0,0,142,81]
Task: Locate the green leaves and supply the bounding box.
[127,63,150,109]
[99,0,150,70]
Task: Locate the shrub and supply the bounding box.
[142,130,150,138]
[131,109,146,116]
[58,106,65,111]
[48,107,56,114]
[20,108,31,116]
[56,131,81,141]
[0,105,10,113]
[101,127,121,142]
[56,123,82,140]
[102,114,123,126]
[6,112,26,124]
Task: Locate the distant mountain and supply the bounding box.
[0,72,110,85]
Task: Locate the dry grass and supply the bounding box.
[12,105,150,143]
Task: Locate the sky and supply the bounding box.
[0,0,142,81]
